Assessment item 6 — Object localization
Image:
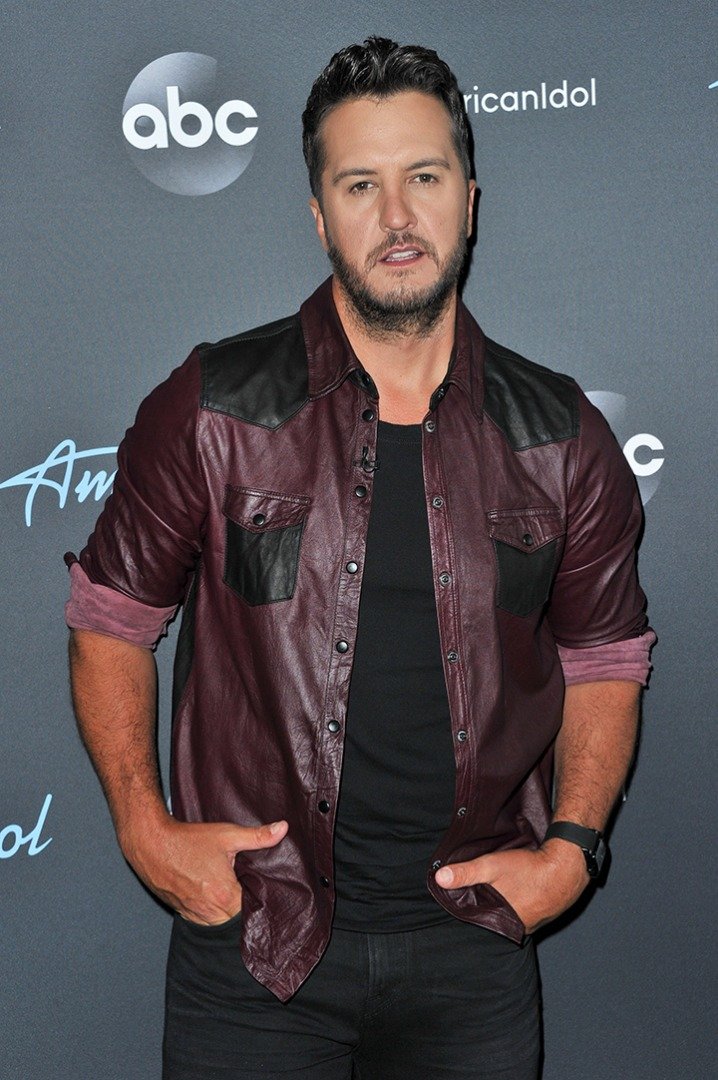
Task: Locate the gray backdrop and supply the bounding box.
[2,2,716,1076]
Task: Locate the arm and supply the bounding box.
[435,392,651,929]
[69,628,288,925]
[66,355,287,923]
[552,679,640,831]
[435,680,640,932]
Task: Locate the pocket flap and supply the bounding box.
[487,506,564,552]
[223,486,311,532]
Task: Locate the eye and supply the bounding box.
[349,180,375,194]
[412,173,438,185]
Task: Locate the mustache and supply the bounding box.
[366,232,439,267]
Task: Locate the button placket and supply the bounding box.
[421,417,473,795]
[320,394,376,798]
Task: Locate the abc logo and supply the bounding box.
[586,391,664,505]
[122,52,258,195]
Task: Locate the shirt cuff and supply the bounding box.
[557,630,657,686]
[64,559,178,648]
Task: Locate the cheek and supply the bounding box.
[327,211,371,255]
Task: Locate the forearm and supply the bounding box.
[552,679,641,832]
[68,628,170,846]
[68,629,287,923]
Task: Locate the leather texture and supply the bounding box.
[200,315,309,429]
[74,276,649,1001]
[483,338,579,449]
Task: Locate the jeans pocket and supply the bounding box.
[176,908,244,936]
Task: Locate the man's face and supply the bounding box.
[309,90,476,335]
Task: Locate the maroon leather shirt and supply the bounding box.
[69,278,649,1000]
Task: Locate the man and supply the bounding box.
[66,37,654,1079]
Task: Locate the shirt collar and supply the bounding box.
[300,275,484,421]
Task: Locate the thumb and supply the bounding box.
[228,819,289,853]
[435,853,493,890]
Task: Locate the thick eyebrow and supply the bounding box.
[331,157,452,185]
[405,157,452,172]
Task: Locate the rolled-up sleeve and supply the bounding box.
[64,348,207,634]
[64,559,178,648]
[557,631,656,686]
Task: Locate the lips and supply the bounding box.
[379,246,424,264]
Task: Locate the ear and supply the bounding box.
[309,197,329,252]
[466,180,477,237]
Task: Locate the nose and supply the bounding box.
[378,185,416,233]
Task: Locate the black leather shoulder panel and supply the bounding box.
[199,314,309,429]
[483,338,579,450]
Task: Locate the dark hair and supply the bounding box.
[302,36,472,196]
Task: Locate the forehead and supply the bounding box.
[319,90,457,169]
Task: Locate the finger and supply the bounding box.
[179,881,243,925]
[435,855,494,889]
[179,900,242,927]
[231,819,289,852]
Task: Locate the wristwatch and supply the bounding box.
[544,821,608,879]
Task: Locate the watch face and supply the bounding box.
[587,837,607,878]
[544,823,609,879]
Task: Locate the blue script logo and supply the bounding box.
[1,794,53,858]
[0,441,118,526]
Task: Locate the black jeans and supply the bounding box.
[163,912,541,1079]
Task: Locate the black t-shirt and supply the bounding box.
[332,420,457,931]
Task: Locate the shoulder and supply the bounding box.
[482,337,580,450]
[197,312,308,429]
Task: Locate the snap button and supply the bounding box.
[318,800,330,813]
[319,875,331,888]
[252,513,266,526]
[435,386,447,400]
[439,571,451,586]
[457,806,467,817]
[522,533,534,546]
[447,650,459,663]
[432,495,444,509]
[424,419,436,433]
[431,859,442,871]
[457,729,468,742]
[355,485,367,498]
[346,561,359,574]
[327,720,341,733]
[335,640,349,653]
[362,408,375,422]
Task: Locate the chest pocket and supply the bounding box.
[223,486,311,606]
[487,507,565,617]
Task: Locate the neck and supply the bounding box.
[332,278,458,424]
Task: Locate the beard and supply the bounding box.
[326,226,468,338]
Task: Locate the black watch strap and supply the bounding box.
[544,821,608,878]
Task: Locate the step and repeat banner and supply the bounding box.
[2,3,715,1077]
